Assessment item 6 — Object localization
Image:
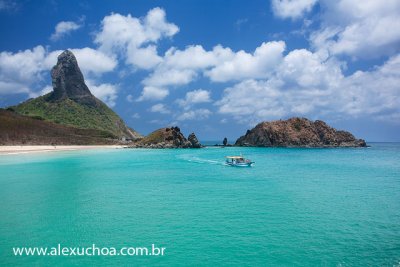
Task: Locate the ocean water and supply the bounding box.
[0,143,399,266]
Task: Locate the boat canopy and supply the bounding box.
[226,156,245,159]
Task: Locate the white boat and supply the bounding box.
[225,156,254,167]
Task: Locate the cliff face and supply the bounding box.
[49,50,95,106]
[12,50,141,141]
[130,127,202,148]
[235,117,367,147]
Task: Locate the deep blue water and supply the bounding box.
[0,143,399,266]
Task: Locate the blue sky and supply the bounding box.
[1,0,399,141]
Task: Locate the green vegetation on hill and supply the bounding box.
[12,93,135,139]
[142,128,167,144]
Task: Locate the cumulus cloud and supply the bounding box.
[217,79,286,124]
[126,45,162,70]
[217,51,400,125]
[0,81,30,95]
[137,86,169,101]
[163,45,224,70]
[0,46,48,96]
[177,89,211,110]
[150,103,171,114]
[138,44,227,96]
[143,68,197,87]
[71,48,117,75]
[272,0,400,59]
[317,0,400,58]
[94,7,178,69]
[271,0,318,20]
[338,54,400,118]
[176,108,212,121]
[0,46,47,83]
[206,41,286,82]
[50,21,82,41]
[86,80,118,107]
[139,41,286,99]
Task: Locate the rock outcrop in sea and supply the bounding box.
[235,117,367,147]
[129,127,202,148]
[188,132,201,148]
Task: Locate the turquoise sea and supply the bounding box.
[1,143,399,266]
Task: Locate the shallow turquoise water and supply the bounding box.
[0,144,399,266]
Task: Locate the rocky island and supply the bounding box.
[129,127,202,148]
[235,117,367,147]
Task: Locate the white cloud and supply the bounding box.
[140,44,227,89]
[0,46,47,84]
[86,80,118,107]
[338,54,400,117]
[163,45,222,70]
[277,49,343,88]
[71,48,117,75]
[137,86,169,101]
[94,7,178,69]
[271,0,318,20]
[126,45,162,70]
[0,46,48,96]
[272,0,400,59]
[0,81,30,95]
[51,21,82,41]
[143,68,197,87]
[150,103,170,114]
[217,51,400,124]
[217,79,286,124]
[176,108,212,121]
[131,113,140,119]
[142,41,286,90]
[206,41,286,82]
[177,89,211,109]
[183,89,211,104]
[310,0,400,59]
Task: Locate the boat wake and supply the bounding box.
[177,155,223,165]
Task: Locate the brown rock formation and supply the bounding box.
[49,50,96,106]
[235,117,367,147]
[129,127,202,148]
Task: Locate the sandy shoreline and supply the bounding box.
[0,145,125,155]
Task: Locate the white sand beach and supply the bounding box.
[0,145,125,155]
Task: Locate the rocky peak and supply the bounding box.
[50,50,95,105]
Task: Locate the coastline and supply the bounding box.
[0,145,125,155]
